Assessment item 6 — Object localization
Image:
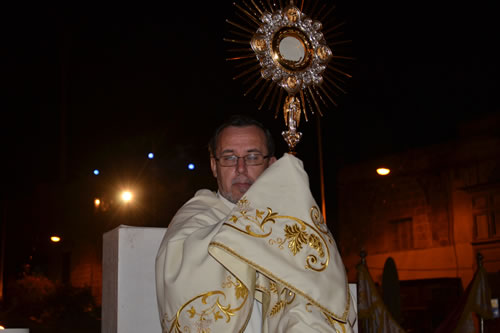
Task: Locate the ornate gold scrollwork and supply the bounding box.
[224,197,331,272]
[269,286,296,317]
[165,276,248,333]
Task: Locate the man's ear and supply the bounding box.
[210,157,217,178]
[268,156,277,166]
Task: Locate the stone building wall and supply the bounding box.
[337,115,500,287]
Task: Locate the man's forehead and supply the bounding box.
[219,147,261,154]
[216,126,267,153]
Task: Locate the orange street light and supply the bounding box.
[121,191,133,203]
[94,198,101,208]
[50,236,61,243]
[376,167,391,176]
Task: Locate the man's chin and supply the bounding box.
[233,183,251,195]
[220,191,242,204]
[220,184,251,204]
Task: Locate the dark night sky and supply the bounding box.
[1,1,499,244]
[3,2,499,180]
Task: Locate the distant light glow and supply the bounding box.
[50,236,61,243]
[188,163,195,170]
[376,167,391,176]
[121,191,133,202]
[0,325,5,329]
[94,198,101,208]
[93,169,100,175]
[148,153,154,159]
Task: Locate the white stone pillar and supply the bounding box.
[102,225,166,333]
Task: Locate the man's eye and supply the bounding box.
[222,155,237,161]
[246,154,259,161]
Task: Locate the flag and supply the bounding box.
[357,262,406,333]
[435,265,493,333]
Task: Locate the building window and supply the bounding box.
[472,191,500,240]
[388,218,414,251]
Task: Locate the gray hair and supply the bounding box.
[208,115,275,157]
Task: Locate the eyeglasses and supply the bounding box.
[215,153,270,167]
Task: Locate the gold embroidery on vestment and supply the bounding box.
[324,312,347,333]
[270,300,286,316]
[222,275,248,300]
[255,284,270,295]
[209,241,351,322]
[269,286,296,317]
[166,275,248,333]
[284,224,308,255]
[268,236,286,249]
[224,197,331,271]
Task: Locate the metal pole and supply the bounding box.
[315,115,327,222]
[477,252,484,333]
[0,204,5,301]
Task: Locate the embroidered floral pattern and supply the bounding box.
[224,197,331,271]
[222,275,248,300]
[269,284,296,317]
[165,275,248,333]
[310,206,334,245]
[284,224,309,255]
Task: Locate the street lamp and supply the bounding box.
[50,236,61,243]
[376,167,391,176]
[121,191,133,203]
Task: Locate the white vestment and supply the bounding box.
[156,154,356,332]
[218,193,263,333]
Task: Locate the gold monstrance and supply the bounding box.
[225,0,352,153]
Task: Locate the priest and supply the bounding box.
[155,115,356,332]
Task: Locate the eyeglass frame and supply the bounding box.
[214,153,271,167]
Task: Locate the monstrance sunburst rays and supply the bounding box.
[224,0,353,152]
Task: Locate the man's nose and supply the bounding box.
[236,157,248,174]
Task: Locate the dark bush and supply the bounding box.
[0,273,100,333]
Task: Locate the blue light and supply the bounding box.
[93,169,100,175]
[188,163,195,170]
[148,152,154,159]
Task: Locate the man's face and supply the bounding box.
[210,125,276,203]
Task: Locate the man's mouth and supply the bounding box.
[232,178,253,192]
